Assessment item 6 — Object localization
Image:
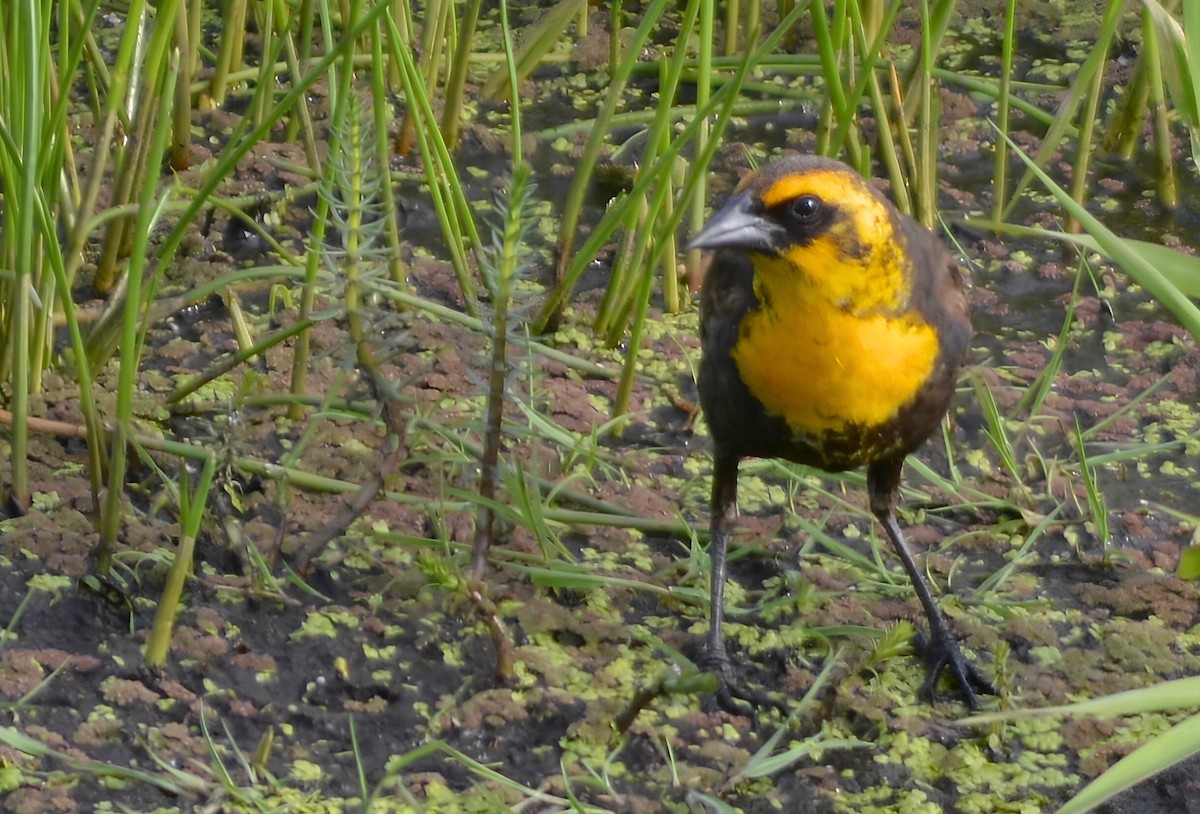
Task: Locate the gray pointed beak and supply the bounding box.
[686,191,778,254]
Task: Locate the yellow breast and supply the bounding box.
[731,260,939,435]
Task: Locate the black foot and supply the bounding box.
[690,641,786,718]
[914,629,996,709]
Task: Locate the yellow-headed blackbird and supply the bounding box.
[687,155,993,712]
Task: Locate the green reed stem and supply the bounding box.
[1016,258,1083,418]
[1002,0,1123,220]
[144,453,215,668]
[290,0,350,420]
[470,134,529,581]
[744,1,759,52]
[547,0,671,308]
[210,0,248,104]
[97,24,180,573]
[848,0,905,212]
[249,0,279,128]
[597,0,701,338]
[480,0,582,100]
[6,0,45,510]
[1103,49,1150,159]
[93,0,186,298]
[1067,51,1106,232]
[1072,417,1110,558]
[900,0,956,121]
[991,0,1016,221]
[889,64,918,216]
[369,15,407,284]
[387,8,482,312]
[811,0,854,159]
[541,1,811,340]
[1143,5,1179,208]
[685,0,715,300]
[278,4,322,173]
[915,0,937,228]
[442,0,481,149]
[724,0,740,55]
[171,6,192,170]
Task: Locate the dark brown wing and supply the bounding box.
[873,215,972,457]
[697,248,764,455]
[900,215,971,383]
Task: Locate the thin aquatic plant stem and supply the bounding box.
[387,9,482,312]
[1143,5,1179,208]
[98,20,180,571]
[8,0,45,509]
[170,3,192,169]
[1001,0,1124,221]
[991,0,1016,221]
[597,13,698,338]
[539,3,810,339]
[470,0,527,580]
[916,0,938,228]
[144,455,215,667]
[369,13,407,283]
[1066,38,1108,231]
[685,0,714,300]
[546,0,672,297]
[441,0,481,149]
[724,0,740,55]
[289,0,345,420]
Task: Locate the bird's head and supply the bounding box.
[688,156,911,312]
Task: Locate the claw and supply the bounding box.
[692,641,787,717]
[914,629,996,709]
[867,480,996,710]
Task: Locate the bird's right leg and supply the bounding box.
[867,458,995,708]
[699,454,780,716]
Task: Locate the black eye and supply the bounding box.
[791,195,821,222]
